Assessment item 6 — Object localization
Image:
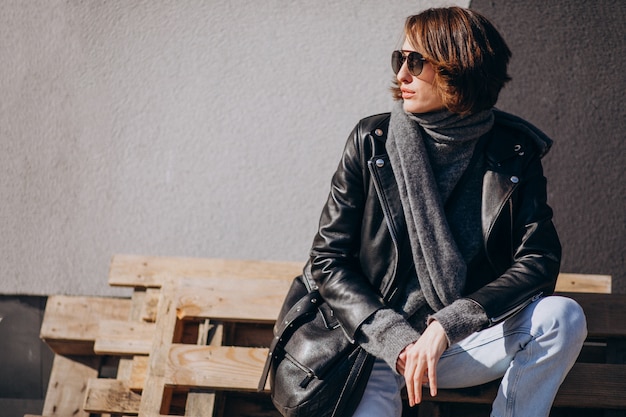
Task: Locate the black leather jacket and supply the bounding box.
[308,111,561,340]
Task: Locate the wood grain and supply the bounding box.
[108,254,302,288]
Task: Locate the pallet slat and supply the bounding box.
[428,363,626,409]
[555,273,611,294]
[41,295,132,355]
[94,319,156,355]
[108,255,609,294]
[175,276,292,322]
[42,354,101,417]
[560,293,626,338]
[83,378,141,414]
[129,355,150,391]
[108,254,303,288]
[166,344,269,391]
[139,278,181,416]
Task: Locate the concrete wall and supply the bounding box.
[1,0,623,298]
[1,0,466,297]
[471,0,625,292]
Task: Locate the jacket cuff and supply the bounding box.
[428,298,489,346]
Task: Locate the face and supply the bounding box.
[396,40,445,114]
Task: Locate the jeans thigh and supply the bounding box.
[435,306,534,389]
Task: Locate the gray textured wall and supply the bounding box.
[2,0,622,297]
[471,0,625,293]
[1,0,467,296]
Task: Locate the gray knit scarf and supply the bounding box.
[387,102,494,311]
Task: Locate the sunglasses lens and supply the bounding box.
[407,52,423,76]
[391,50,424,76]
[391,51,403,74]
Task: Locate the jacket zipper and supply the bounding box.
[489,291,543,325]
[368,158,400,300]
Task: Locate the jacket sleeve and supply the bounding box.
[464,150,562,326]
[309,123,387,340]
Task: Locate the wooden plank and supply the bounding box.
[165,344,269,391]
[425,363,626,409]
[108,254,302,288]
[126,324,227,391]
[83,378,141,414]
[129,354,150,391]
[554,363,626,408]
[141,288,161,322]
[42,354,100,417]
[93,319,155,355]
[185,390,217,416]
[161,346,626,409]
[174,276,292,322]
[41,295,131,355]
[129,288,148,321]
[107,255,606,293]
[185,319,225,415]
[24,415,97,417]
[555,273,611,294]
[562,293,626,338]
[116,357,135,382]
[139,277,181,416]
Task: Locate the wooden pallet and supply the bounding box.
[38,255,301,417]
[84,291,626,416]
[34,254,618,417]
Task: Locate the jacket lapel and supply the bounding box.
[481,170,517,245]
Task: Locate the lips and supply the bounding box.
[401,88,415,99]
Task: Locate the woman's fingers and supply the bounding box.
[428,356,438,397]
[404,353,417,406]
[404,347,427,406]
[413,360,424,405]
[400,321,448,407]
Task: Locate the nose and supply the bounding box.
[396,59,412,84]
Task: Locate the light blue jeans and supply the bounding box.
[352,296,587,417]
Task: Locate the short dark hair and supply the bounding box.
[391,7,512,114]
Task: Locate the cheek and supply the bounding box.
[429,87,444,107]
[418,82,441,103]
[404,83,444,113]
[422,80,444,105]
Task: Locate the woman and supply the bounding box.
[307,6,587,417]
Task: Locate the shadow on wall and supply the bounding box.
[471,0,626,292]
[0,296,53,416]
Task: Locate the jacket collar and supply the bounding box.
[366,109,552,161]
[492,109,553,158]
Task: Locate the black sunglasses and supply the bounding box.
[391,50,426,76]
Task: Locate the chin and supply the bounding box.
[402,101,425,114]
[403,101,444,114]
[402,102,417,113]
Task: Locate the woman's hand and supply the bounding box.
[396,320,448,407]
